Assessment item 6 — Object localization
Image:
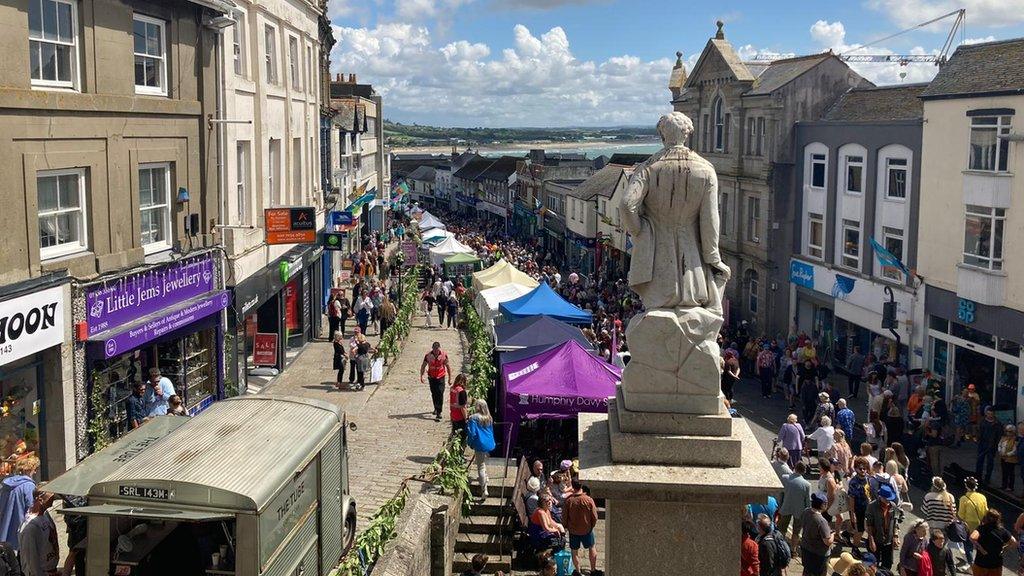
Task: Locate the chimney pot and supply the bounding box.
[349,73,356,83]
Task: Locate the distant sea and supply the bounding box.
[477,141,662,159]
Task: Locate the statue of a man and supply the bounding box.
[621,112,730,315]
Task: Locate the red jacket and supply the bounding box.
[740,533,760,576]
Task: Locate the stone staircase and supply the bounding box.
[452,466,517,575]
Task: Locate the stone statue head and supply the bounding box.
[656,112,694,147]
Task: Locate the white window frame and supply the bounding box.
[963,204,1006,271]
[841,219,861,270]
[748,274,759,315]
[968,116,1012,173]
[232,8,247,78]
[132,13,167,96]
[713,96,725,152]
[885,157,908,200]
[880,226,905,281]
[268,138,281,206]
[746,196,760,244]
[810,153,827,189]
[756,117,765,156]
[236,141,250,225]
[844,155,864,195]
[37,168,88,260]
[264,24,278,85]
[28,0,80,90]
[746,117,755,155]
[807,212,824,260]
[138,162,172,253]
[288,35,301,91]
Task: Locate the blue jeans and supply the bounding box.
[964,536,974,563]
[976,449,996,484]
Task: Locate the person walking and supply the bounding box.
[925,528,957,576]
[756,514,791,576]
[17,489,58,576]
[865,483,899,571]
[898,519,928,576]
[921,477,957,532]
[999,424,1019,491]
[846,346,865,399]
[977,406,1001,486]
[432,279,446,326]
[799,493,834,576]
[970,509,1016,576]
[959,476,988,565]
[332,333,348,390]
[779,460,812,552]
[355,292,373,335]
[0,456,38,550]
[757,344,775,398]
[468,399,494,498]
[450,374,469,434]
[721,353,740,403]
[445,292,459,329]
[379,297,397,337]
[328,293,341,341]
[420,342,452,422]
[779,414,805,469]
[337,292,352,336]
[421,288,435,327]
[741,520,760,576]
[835,398,855,443]
[564,479,600,576]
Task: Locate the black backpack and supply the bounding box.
[760,530,791,570]
[0,542,21,576]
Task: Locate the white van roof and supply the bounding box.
[51,396,342,512]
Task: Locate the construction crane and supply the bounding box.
[754,8,965,69]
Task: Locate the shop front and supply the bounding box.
[543,216,566,263]
[0,277,70,478]
[81,253,228,449]
[925,285,1024,423]
[789,258,919,368]
[566,232,595,275]
[228,245,326,392]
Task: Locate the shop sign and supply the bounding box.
[98,291,230,359]
[401,241,418,264]
[0,286,64,366]
[86,255,215,337]
[339,270,351,282]
[253,333,278,366]
[789,260,815,289]
[328,210,354,228]
[265,207,317,245]
[279,258,302,283]
[957,298,976,324]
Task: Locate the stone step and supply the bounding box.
[459,512,516,535]
[452,551,512,574]
[454,531,515,555]
[467,499,508,516]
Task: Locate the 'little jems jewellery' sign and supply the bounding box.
[86,256,215,337]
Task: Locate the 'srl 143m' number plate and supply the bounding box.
[118,485,169,500]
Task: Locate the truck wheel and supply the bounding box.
[342,513,357,555]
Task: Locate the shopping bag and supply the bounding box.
[553,548,574,576]
[369,358,384,383]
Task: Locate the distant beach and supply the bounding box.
[392,140,662,159]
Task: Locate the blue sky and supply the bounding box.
[327,0,1024,127]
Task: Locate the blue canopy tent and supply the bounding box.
[498,283,592,326]
[494,315,595,352]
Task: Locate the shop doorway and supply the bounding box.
[955,346,995,409]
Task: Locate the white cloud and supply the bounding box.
[807,19,940,85]
[326,0,353,20]
[964,35,997,44]
[331,22,673,126]
[810,20,847,48]
[865,0,1024,29]
[497,0,612,8]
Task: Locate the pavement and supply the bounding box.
[263,302,468,526]
[731,374,1022,575]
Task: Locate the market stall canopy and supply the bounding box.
[421,228,454,245]
[46,396,341,513]
[428,236,475,266]
[417,212,446,231]
[502,340,622,445]
[443,252,481,266]
[494,315,595,352]
[471,259,539,292]
[499,282,592,326]
[475,283,534,332]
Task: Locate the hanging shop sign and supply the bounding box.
[265,207,317,245]
[253,333,278,366]
[279,258,303,283]
[328,210,354,228]
[401,241,418,264]
[789,259,815,289]
[86,256,215,337]
[0,286,64,366]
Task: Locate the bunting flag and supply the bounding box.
[831,274,856,300]
[869,237,910,277]
[349,181,367,202]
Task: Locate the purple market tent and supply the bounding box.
[501,340,622,448]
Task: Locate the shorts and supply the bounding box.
[570,531,595,550]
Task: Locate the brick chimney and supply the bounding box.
[349,73,357,83]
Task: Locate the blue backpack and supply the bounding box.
[553,548,574,576]
[466,419,496,453]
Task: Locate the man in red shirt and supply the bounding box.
[563,479,601,575]
[420,341,452,422]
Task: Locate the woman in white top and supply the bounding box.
[922,476,957,531]
[808,415,836,457]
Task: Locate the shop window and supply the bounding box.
[929,315,949,333]
[841,219,860,269]
[963,204,1005,270]
[969,116,1011,172]
[88,353,141,447]
[845,155,863,194]
[0,358,44,479]
[139,163,171,253]
[133,14,167,96]
[885,158,908,199]
[807,212,823,259]
[998,338,1021,358]
[881,227,904,281]
[996,361,1019,416]
[811,153,827,189]
[950,322,996,349]
[931,338,948,378]
[158,331,215,411]
[28,0,78,89]
[232,9,247,77]
[37,168,88,260]
[264,24,278,85]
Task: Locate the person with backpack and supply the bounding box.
[756,514,791,576]
[467,399,496,499]
[449,374,469,434]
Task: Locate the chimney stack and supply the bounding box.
[335,72,343,82]
[349,73,357,83]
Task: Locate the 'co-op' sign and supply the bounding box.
[0,286,64,365]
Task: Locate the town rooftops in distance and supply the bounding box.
[406,165,437,183]
[607,153,650,166]
[919,37,1024,100]
[745,53,837,96]
[821,83,927,122]
[479,156,520,182]
[330,72,376,99]
[452,155,493,180]
[569,163,631,200]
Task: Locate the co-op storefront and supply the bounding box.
[77,252,229,452]
[789,258,925,369]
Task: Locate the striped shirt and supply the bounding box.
[921,491,956,529]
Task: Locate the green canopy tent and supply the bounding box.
[443,252,482,287]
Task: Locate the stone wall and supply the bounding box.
[372,483,463,576]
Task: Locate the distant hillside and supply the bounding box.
[384,120,657,147]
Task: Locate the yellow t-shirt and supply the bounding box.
[958,491,988,531]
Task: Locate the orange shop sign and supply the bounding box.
[265,207,317,245]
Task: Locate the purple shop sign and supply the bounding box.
[86,256,215,336]
[98,291,230,359]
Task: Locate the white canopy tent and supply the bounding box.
[474,283,535,335]
[428,236,475,266]
[471,259,539,292]
[417,211,446,231]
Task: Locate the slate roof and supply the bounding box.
[406,165,436,183]
[823,84,927,122]
[746,53,833,96]
[452,156,492,181]
[920,38,1024,100]
[479,156,520,182]
[607,153,650,166]
[569,164,627,200]
[547,179,585,193]
[331,99,364,132]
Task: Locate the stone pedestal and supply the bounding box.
[579,409,781,575]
